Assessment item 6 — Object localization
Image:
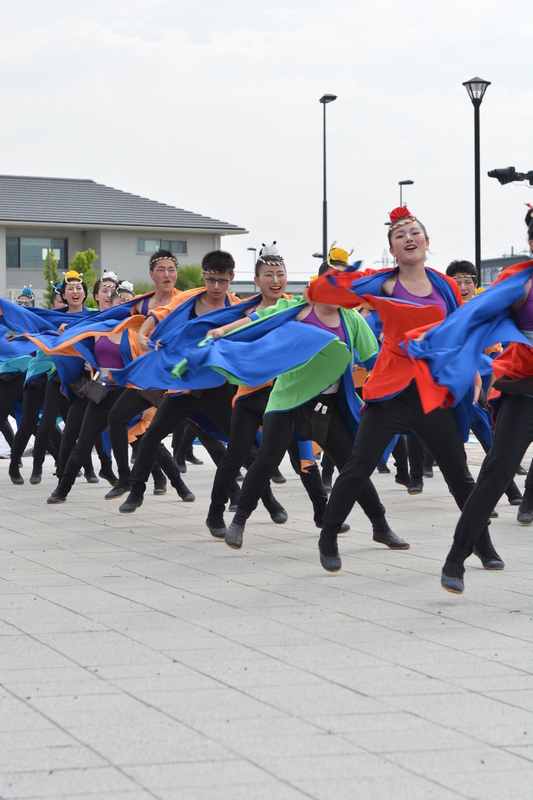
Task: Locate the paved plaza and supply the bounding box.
[0,442,532,800]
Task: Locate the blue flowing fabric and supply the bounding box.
[321,264,495,443]
[404,265,533,405]
[109,296,347,395]
[324,265,460,316]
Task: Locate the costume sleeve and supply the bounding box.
[248,296,305,322]
[341,308,379,365]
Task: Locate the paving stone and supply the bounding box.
[0,447,532,798]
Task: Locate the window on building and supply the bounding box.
[6,237,19,268]
[6,237,68,269]
[137,238,187,255]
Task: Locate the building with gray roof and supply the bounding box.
[0,175,246,302]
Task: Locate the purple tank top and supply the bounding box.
[513,287,533,331]
[94,337,124,369]
[300,307,346,342]
[391,279,448,318]
[141,296,150,315]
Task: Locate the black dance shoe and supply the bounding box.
[119,493,143,513]
[318,538,342,572]
[47,487,67,504]
[225,522,244,549]
[206,515,227,539]
[9,465,24,485]
[408,477,423,495]
[105,481,131,500]
[441,569,464,594]
[99,463,118,486]
[373,529,410,549]
[153,476,167,495]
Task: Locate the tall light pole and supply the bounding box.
[463,77,491,281]
[319,93,337,261]
[398,179,414,208]
[247,247,257,292]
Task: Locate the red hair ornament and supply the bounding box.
[389,205,417,232]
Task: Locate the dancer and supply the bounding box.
[306,206,501,572]
[46,289,194,504]
[439,209,533,592]
[206,258,405,556]
[9,272,94,484]
[206,242,335,539]
[445,259,522,510]
[117,250,243,513]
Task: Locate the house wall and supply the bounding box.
[4,226,86,304]
[98,230,221,284]
[2,226,231,302]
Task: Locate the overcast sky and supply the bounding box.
[2,0,532,280]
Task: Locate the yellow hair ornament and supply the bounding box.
[327,241,354,270]
[63,270,83,283]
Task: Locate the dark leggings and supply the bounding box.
[129,384,236,498]
[1,418,14,448]
[447,394,533,565]
[210,388,327,521]
[107,388,186,485]
[10,381,62,468]
[321,382,485,539]
[32,378,70,470]
[235,402,385,522]
[57,388,126,494]
[0,374,24,432]
[56,395,110,478]
[173,419,227,463]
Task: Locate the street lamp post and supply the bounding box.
[463,77,491,281]
[319,93,337,262]
[247,247,257,292]
[398,179,414,208]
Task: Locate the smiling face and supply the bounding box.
[150,258,178,293]
[62,281,86,310]
[254,260,287,303]
[389,221,429,265]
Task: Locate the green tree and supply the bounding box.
[42,248,60,308]
[69,249,99,308]
[175,264,203,290]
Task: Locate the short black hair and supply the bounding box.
[149,249,178,272]
[446,260,478,286]
[255,255,285,278]
[201,250,235,274]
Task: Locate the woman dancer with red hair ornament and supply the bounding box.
[307,206,503,573]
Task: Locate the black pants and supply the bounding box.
[235,399,385,521]
[129,383,236,498]
[448,393,533,563]
[1,418,14,448]
[56,395,109,478]
[10,380,47,467]
[322,381,484,539]
[107,388,182,484]
[172,419,227,462]
[210,387,327,521]
[0,373,25,433]
[58,387,126,494]
[32,378,70,470]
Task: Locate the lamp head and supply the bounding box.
[462,77,491,105]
